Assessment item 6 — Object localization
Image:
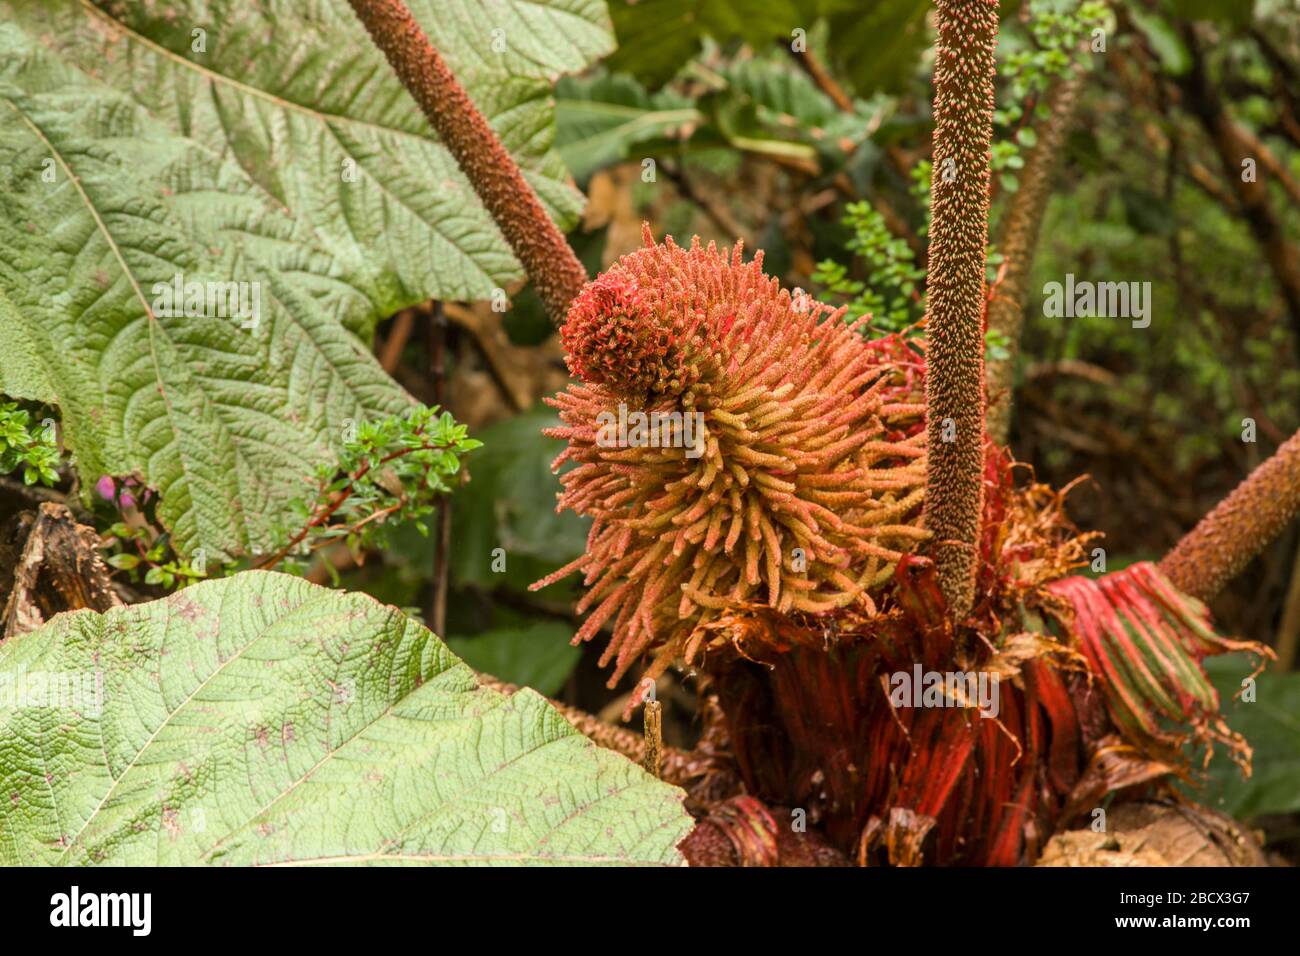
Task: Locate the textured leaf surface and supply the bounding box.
[605,0,799,89]
[5,0,610,315]
[603,0,927,97]
[0,572,690,866]
[0,47,411,560]
[0,0,612,560]
[819,0,931,97]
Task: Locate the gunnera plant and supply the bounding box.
[533,229,1269,865]
[532,227,930,693]
[346,0,1290,867]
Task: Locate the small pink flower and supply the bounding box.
[96,475,137,509]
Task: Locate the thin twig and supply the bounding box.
[427,302,450,636]
[787,45,854,113]
[660,162,750,246]
[255,430,448,571]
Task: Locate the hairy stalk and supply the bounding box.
[346,0,588,319]
[922,0,999,617]
[1159,428,1300,601]
[985,72,1083,444]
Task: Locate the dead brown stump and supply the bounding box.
[0,502,122,640]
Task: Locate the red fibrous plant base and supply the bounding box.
[696,450,1075,864]
[697,455,1269,865]
[536,229,1271,865]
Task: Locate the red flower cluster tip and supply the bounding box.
[559,232,715,398]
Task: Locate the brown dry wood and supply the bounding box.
[1039,799,1268,867]
[0,502,122,640]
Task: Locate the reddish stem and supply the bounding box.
[346,0,589,320]
[257,430,449,571]
[1159,428,1300,601]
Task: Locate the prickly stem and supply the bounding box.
[922,0,1000,619]
[1160,428,1300,601]
[346,0,589,320]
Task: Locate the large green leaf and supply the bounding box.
[819,0,931,96]
[1200,656,1300,819]
[0,572,691,865]
[450,407,590,592]
[719,55,843,130]
[556,72,701,180]
[605,0,929,97]
[605,0,800,88]
[0,56,412,561]
[4,0,612,318]
[0,0,613,561]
